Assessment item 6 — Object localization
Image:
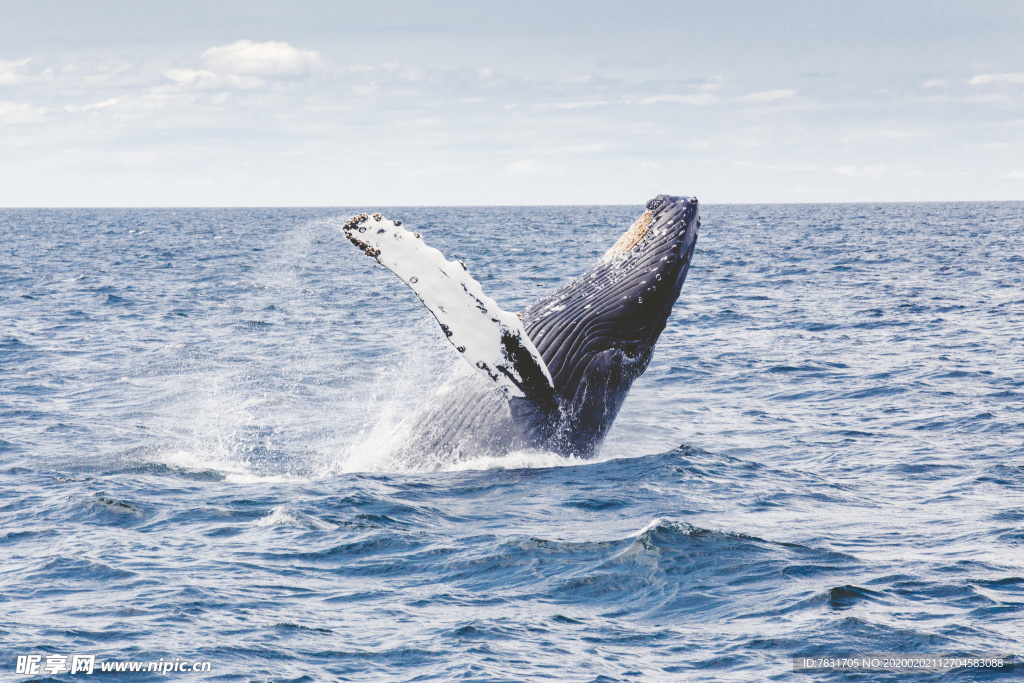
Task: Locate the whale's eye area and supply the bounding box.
[604,210,653,258]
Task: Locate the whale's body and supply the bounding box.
[343,195,699,465]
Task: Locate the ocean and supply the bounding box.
[1,202,1022,681]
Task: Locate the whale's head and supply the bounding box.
[518,194,699,455]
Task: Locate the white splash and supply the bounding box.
[254,505,336,530]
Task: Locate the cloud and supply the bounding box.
[921,79,947,88]
[764,164,817,172]
[969,73,1024,85]
[832,165,890,179]
[341,62,398,73]
[0,59,34,85]
[538,143,607,154]
[202,39,321,76]
[739,89,796,102]
[1002,171,1024,179]
[506,160,547,174]
[536,101,609,110]
[733,161,817,172]
[0,100,46,124]
[163,68,263,89]
[639,94,718,106]
[877,129,929,139]
[64,97,123,112]
[163,68,219,87]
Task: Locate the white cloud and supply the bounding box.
[832,165,890,179]
[1002,171,1024,179]
[921,79,947,88]
[0,59,34,85]
[398,65,427,81]
[764,164,817,172]
[733,161,817,172]
[506,160,547,174]
[537,101,609,110]
[560,73,592,84]
[64,97,123,112]
[202,39,321,76]
[163,68,264,90]
[739,89,796,102]
[969,73,1024,85]
[476,67,493,78]
[964,93,1010,104]
[537,143,607,154]
[0,100,46,124]
[639,94,718,106]
[342,62,398,73]
[164,68,218,87]
[878,129,929,139]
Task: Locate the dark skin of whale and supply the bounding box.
[390,195,700,464]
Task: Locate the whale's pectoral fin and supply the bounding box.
[343,213,555,401]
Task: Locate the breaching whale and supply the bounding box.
[343,194,699,465]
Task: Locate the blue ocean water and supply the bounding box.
[1,203,1022,681]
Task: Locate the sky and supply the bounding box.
[1,0,1023,206]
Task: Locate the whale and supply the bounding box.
[343,194,699,466]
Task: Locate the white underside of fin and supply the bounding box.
[343,213,554,400]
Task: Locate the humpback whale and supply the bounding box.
[343,194,699,465]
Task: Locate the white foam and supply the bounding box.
[445,448,591,472]
[635,517,671,537]
[254,505,336,529]
[159,449,301,484]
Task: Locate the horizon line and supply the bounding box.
[2,198,1023,210]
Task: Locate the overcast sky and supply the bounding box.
[2,0,1023,206]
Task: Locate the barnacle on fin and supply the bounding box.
[605,210,653,258]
